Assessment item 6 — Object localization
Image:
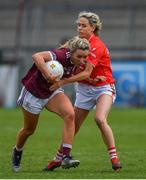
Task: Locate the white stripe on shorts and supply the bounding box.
[17,87,28,106]
[17,86,64,114]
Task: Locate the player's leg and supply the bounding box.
[44,93,80,171]
[45,106,89,171]
[46,93,75,145]
[74,83,91,134]
[95,94,122,171]
[16,108,40,148]
[74,106,89,134]
[45,83,91,171]
[12,108,39,172]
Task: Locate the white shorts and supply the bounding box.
[17,86,64,114]
[74,83,116,110]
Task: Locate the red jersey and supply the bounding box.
[22,48,75,99]
[81,34,115,86]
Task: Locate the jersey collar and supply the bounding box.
[88,33,94,42]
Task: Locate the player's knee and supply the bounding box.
[95,116,106,128]
[23,128,35,136]
[64,110,75,123]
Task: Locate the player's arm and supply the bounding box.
[86,46,106,83]
[87,76,106,84]
[32,51,56,82]
[49,62,93,91]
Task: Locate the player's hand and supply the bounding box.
[46,75,59,84]
[49,80,64,91]
[95,76,106,82]
[87,76,106,84]
[42,73,60,84]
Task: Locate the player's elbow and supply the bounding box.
[32,53,39,61]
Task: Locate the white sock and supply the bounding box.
[15,145,23,152]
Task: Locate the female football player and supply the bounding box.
[12,36,93,172]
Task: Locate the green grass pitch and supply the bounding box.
[0,107,146,179]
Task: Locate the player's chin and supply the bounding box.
[78,33,85,38]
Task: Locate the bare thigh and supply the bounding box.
[74,107,89,134]
[45,93,75,118]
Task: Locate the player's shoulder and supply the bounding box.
[51,48,71,59]
[90,36,107,51]
[60,48,71,58]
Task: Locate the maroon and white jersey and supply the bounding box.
[22,48,75,99]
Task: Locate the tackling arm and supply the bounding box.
[49,62,93,91]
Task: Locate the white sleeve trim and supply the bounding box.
[48,51,54,61]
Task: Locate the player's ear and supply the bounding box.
[92,25,96,32]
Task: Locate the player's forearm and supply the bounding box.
[62,71,90,85]
[32,54,52,81]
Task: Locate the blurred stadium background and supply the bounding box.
[0,0,146,108]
